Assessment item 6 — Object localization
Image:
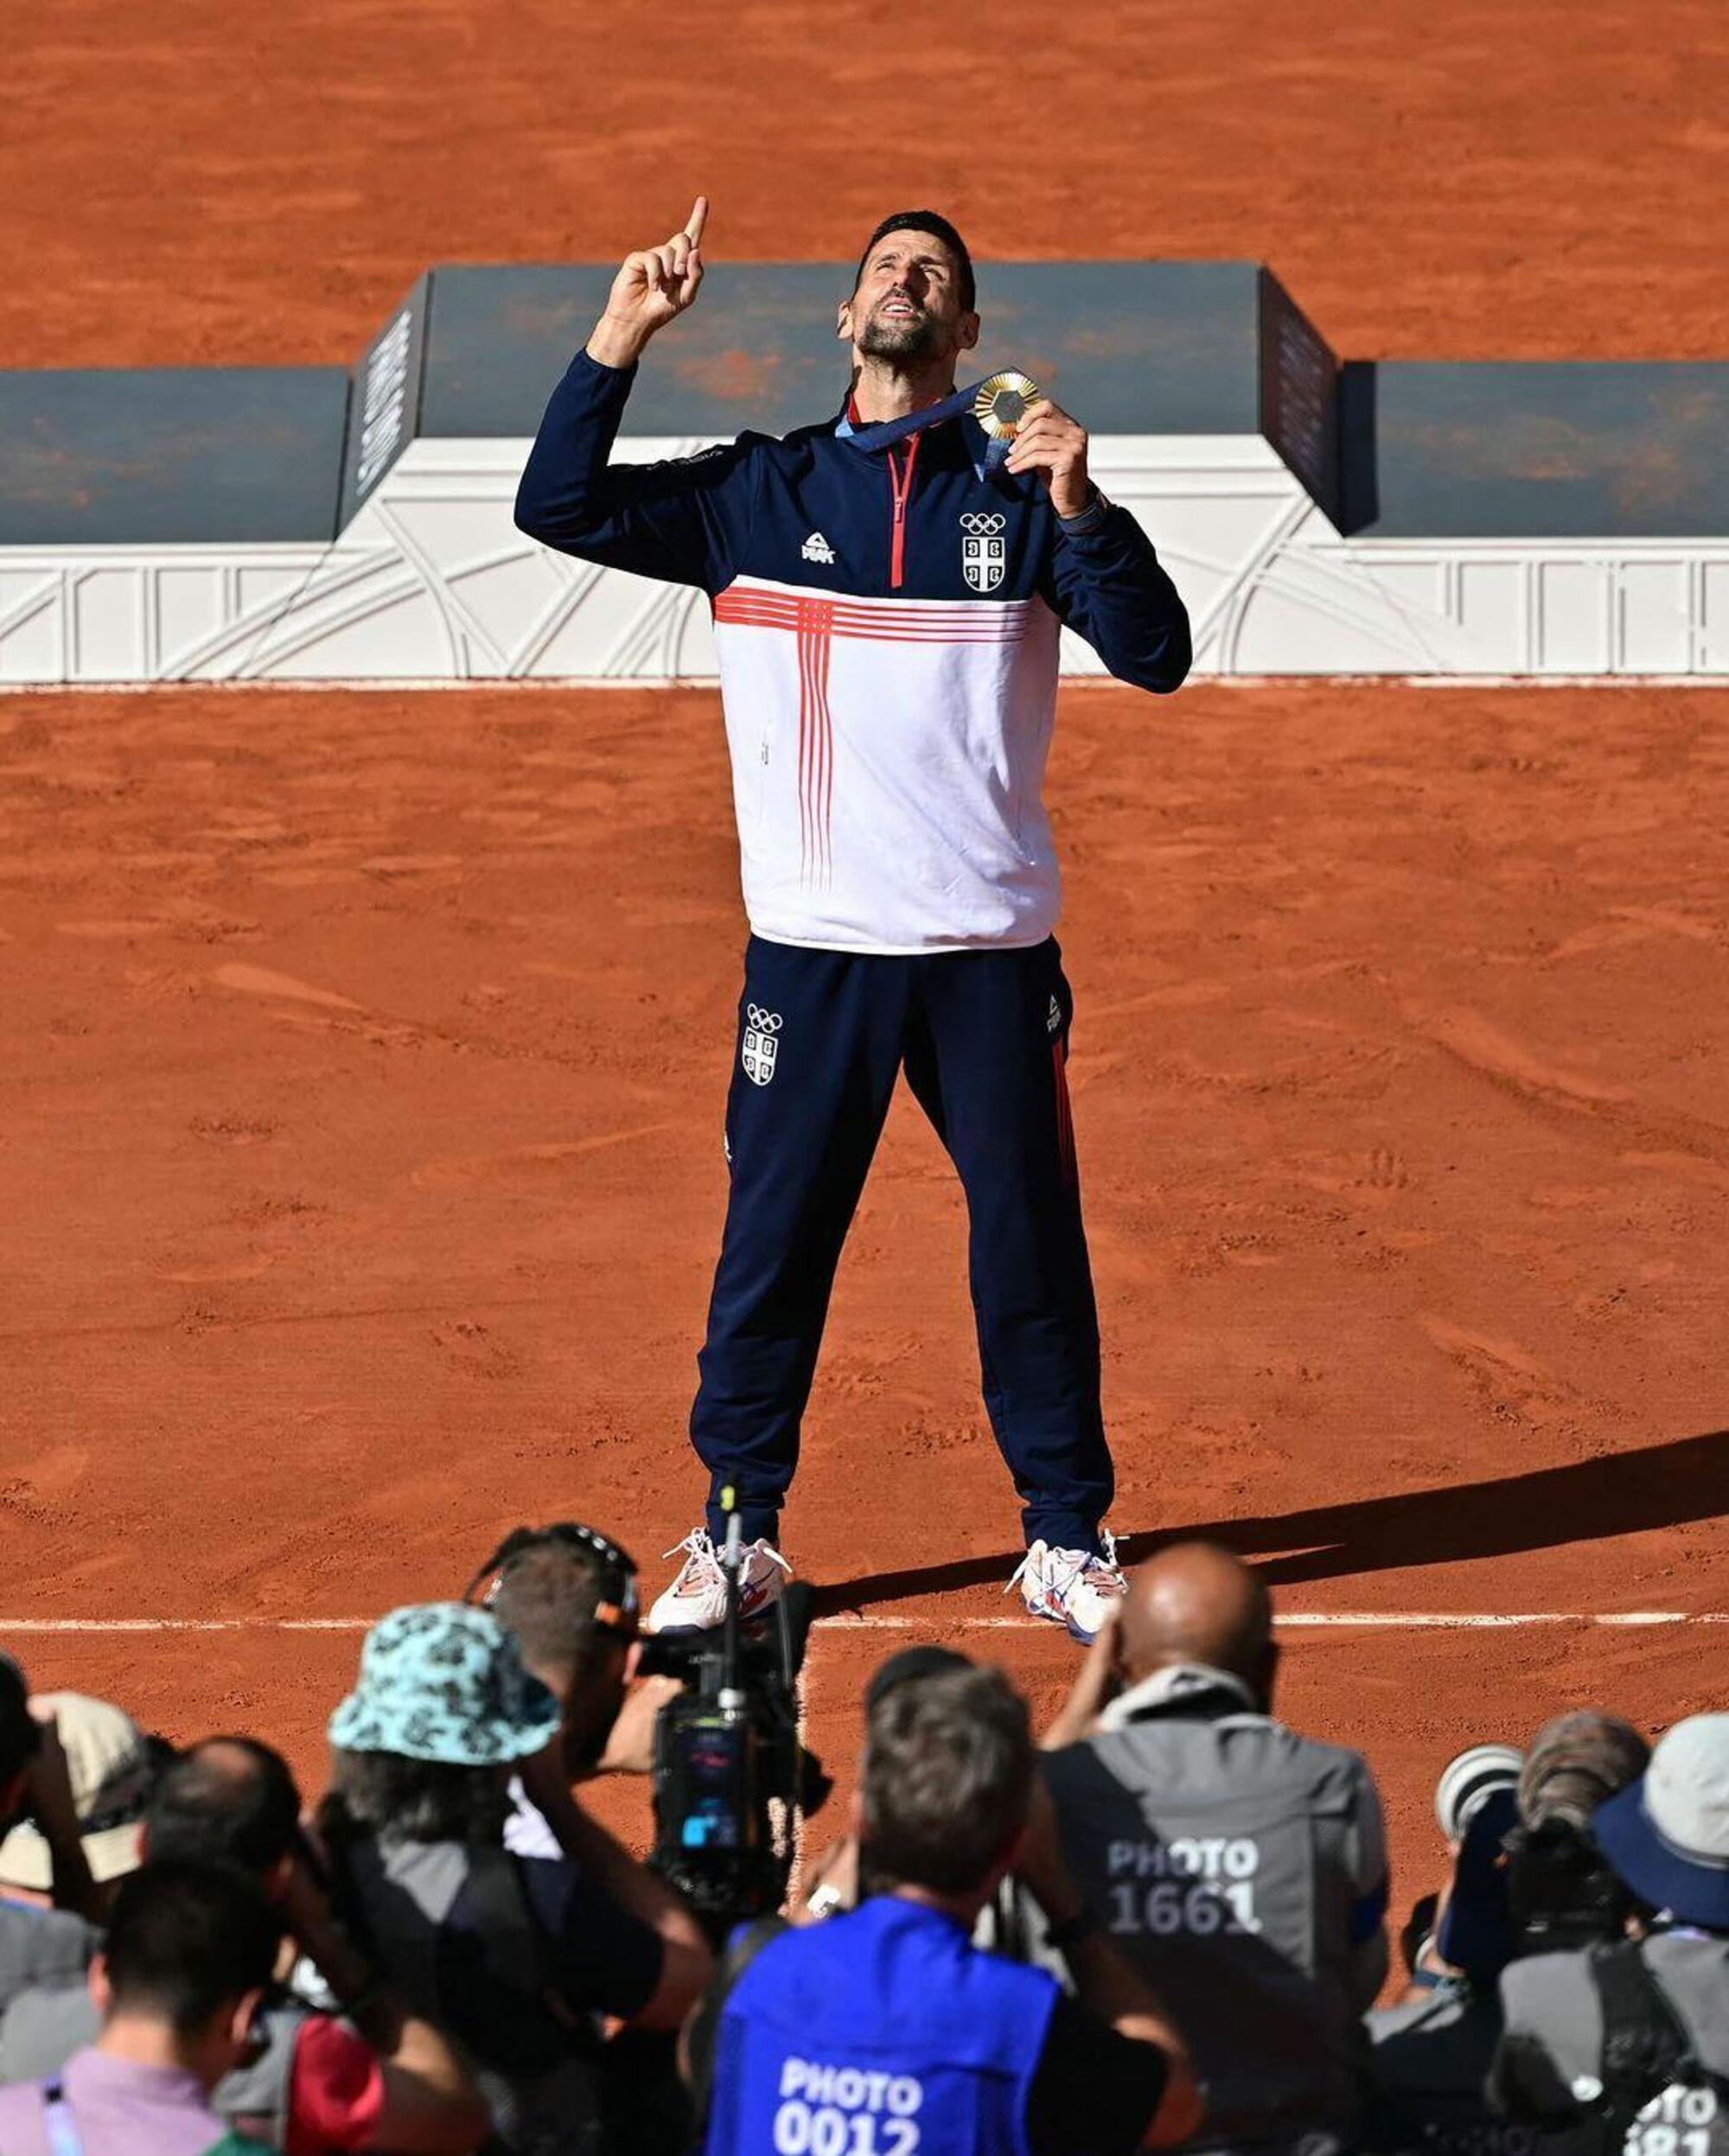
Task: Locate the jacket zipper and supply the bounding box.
[888,433,921,590]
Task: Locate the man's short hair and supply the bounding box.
[0,1655,41,1792]
[146,1737,302,1876]
[103,1859,281,2037]
[853,212,976,312]
[860,1665,1031,1895]
[488,1537,618,1679]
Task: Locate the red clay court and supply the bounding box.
[4,0,1726,1909]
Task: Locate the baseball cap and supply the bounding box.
[0,1694,158,1890]
[329,1603,562,1767]
[1591,1713,1729,1930]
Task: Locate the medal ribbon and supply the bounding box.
[839,379,1018,472]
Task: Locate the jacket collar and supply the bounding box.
[1098,1662,1261,1732]
[834,392,995,482]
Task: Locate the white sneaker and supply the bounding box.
[1009,1534,1126,1643]
[648,1528,792,1633]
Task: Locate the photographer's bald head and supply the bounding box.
[1118,1543,1278,1708]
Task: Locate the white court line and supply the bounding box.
[2,1611,1724,1636]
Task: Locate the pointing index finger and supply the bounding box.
[685,195,709,247]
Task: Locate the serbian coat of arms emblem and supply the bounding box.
[742,1003,783,1086]
[960,510,1007,594]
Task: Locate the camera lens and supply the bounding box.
[1434,1743,1524,1840]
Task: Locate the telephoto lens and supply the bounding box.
[1434,1742,1524,1842]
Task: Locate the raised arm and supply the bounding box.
[514,196,759,592]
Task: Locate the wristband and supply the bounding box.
[1043,1905,1102,1951]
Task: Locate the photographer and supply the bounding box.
[796,1647,973,1923]
[1365,1712,1649,2156]
[686,1662,1201,2156]
[0,1658,103,2011]
[317,1603,710,2156]
[1490,1714,1729,2153]
[466,1524,684,1859]
[0,1735,488,2153]
[0,1859,280,2156]
[475,1523,715,2156]
[1040,1542,1388,2156]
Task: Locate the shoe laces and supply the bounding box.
[662,1528,721,1587]
[662,1530,791,1585]
[1006,1529,1123,1599]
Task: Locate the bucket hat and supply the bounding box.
[329,1603,561,1766]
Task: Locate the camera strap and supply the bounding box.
[684,1916,789,2126]
[1590,1940,1727,2130]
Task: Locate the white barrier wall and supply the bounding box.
[4,435,1727,685]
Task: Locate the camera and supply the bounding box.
[1505,1814,1634,1953]
[640,1515,829,1937]
[466,1509,828,1938]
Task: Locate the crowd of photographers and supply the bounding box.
[0,1521,1721,2156]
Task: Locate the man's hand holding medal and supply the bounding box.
[976,370,1094,521]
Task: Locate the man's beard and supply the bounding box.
[858,303,945,361]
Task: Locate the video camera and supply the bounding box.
[466,1506,827,1940]
[640,1503,829,1938]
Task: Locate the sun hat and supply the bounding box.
[1435,1742,1525,1841]
[328,1604,562,1766]
[1591,1713,1729,1930]
[0,1693,158,1890]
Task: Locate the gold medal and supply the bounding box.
[973,369,1041,442]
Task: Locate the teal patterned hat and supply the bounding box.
[328,1603,561,1765]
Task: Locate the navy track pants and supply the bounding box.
[689,934,1113,1553]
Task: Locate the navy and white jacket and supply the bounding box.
[515,350,1191,954]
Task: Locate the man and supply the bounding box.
[317,1603,712,2153]
[515,201,1191,1641]
[0,1657,103,2012]
[0,1736,488,2154]
[1490,1713,1729,2153]
[466,1521,682,1859]
[795,1644,976,1923]
[475,1526,714,2156]
[1365,1713,1648,2156]
[1040,1541,1389,2155]
[0,1859,279,2155]
[686,1662,1201,2156]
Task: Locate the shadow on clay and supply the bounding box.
[806,1427,1729,1616]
